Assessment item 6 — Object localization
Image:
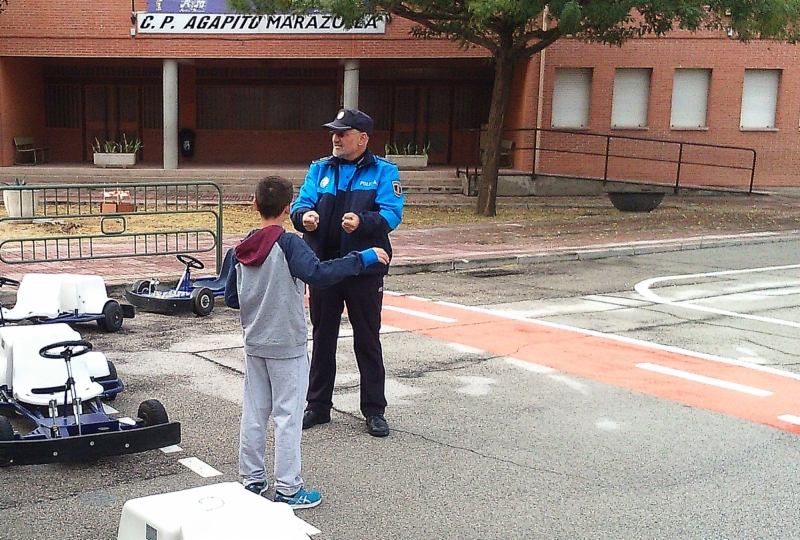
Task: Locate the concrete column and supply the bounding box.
[342,59,360,110]
[163,59,179,170]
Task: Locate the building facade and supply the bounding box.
[1,0,799,188]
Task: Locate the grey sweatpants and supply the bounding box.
[239,352,309,495]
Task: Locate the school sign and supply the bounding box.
[137,0,386,34]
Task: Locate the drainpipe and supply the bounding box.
[534,7,548,175]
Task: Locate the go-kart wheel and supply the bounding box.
[0,416,14,441]
[132,279,152,294]
[191,287,214,317]
[177,254,205,270]
[98,300,124,332]
[138,399,169,426]
[0,277,20,289]
[39,340,92,359]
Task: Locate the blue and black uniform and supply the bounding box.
[291,148,404,418]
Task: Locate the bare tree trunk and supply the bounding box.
[476,52,516,217]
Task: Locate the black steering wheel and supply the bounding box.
[177,254,204,270]
[39,340,93,360]
[0,277,20,288]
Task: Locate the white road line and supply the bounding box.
[778,414,800,425]
[636,362,773,397]
[634,264,800,329]
[429,299,800,382]
[383,305,456,323]
[178,457,223,477]
[160,445,183,454]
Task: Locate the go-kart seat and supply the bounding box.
[3,324,106,406]
[192,248,235,291]
[1,273,63,321]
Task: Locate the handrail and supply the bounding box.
[457,127,757,194]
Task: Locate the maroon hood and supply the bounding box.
[234,225,283,266]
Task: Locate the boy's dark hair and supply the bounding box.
[255,176,294,219]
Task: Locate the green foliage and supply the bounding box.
[92,135,143,154]
[384,141,431,156]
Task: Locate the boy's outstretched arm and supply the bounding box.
[280,233,386,288]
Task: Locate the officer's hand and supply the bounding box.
[302,211,320,231]
[342,212,360,233]
[371,248,389,265]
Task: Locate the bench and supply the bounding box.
[13,136,51,165]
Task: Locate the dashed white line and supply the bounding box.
[777,414,800,425]
[178,457,223,477]
[383,305,456,322]
[636,362,773,397]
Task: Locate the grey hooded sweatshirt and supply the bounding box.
[224,225,379,359]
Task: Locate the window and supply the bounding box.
[741,69,780,129]
[142,85,163,129]
[268,86,336,130]
[360,87,391,130]
[44,84,81,129]
[453,86,491,129]
[671,69,710,128]
[552,68,592,128]
[611,68,651,128]
[198,86,265,129]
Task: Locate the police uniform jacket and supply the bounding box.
[290,149,404,276]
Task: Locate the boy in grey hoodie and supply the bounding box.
[224,176,388,509]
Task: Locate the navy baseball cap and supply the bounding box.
[323,109,374,136]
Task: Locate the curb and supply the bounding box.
[388,230,800,275]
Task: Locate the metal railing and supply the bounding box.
[457,127,757,194]
[0,181,223,272]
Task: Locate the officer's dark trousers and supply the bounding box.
[306,274,387,418]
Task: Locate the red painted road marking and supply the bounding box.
[381,293,800,434]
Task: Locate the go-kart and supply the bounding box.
[0,323,180,466]
[125,250,233,317]
[0,273,134,332]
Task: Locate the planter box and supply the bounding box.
[384,154,428,170]
[101,202,136,213]
[2,189,40,222]
[94,153,137,168]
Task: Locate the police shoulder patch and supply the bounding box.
[392,181,403,197]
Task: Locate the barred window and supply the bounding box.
[269,86,336,130]
[360,87,391,130]
[142,85,163,129]
[45,84,81,129]
[453,86,491,129]
[197,85,266,129]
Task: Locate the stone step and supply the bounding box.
[2,165,465,195]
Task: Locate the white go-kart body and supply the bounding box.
[0,273,133,332]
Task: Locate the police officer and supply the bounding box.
[290,109,404,437]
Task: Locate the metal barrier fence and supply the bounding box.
[457,127,757,194]
[0,181,223,272]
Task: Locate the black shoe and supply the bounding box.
[366,414,389,437]
[302,409,330,430]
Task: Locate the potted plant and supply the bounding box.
[384,141,430,169]
[101,188,135,213]
[92,135,142,168]
[1,177,40,222]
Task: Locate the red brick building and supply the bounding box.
[1,0,798,188]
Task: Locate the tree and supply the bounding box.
[230,0,800,216]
